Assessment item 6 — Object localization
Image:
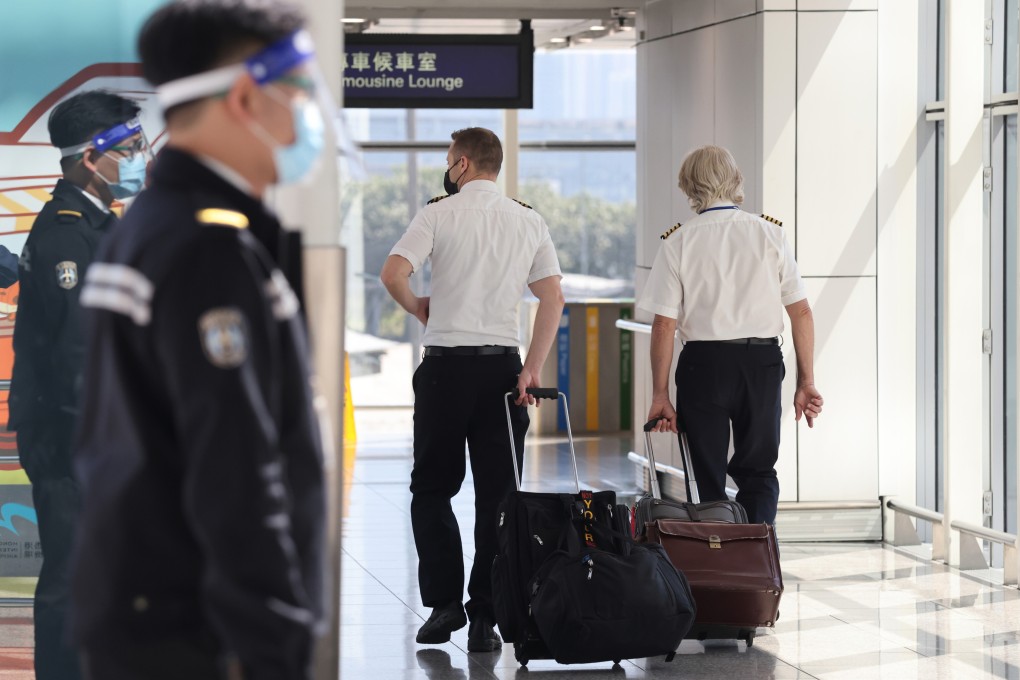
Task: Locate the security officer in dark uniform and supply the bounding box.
[8,90,143,680]
[0,248,18,288]
[70,3,329,678]
[641,145,824,525]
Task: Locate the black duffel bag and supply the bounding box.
[492,489,620,645]
[528,519,696,664]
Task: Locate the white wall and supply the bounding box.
[635,0,917,505]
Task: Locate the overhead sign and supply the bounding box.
[343,28,534,109]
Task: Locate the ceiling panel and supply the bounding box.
[346,17,637,50]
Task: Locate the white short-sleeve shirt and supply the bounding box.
[390,180,562,347]
[637,204,807,342]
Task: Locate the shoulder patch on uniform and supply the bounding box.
[760,213,783,227]
[660,223,682,240]
[56,210,82,221]
[196,208,249,230]
[426,195,449,205]
[198,307,248,369]
[56,261,78,290]
[512,198,533,210]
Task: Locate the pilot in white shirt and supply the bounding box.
[381,127,564,652]
[639,144,824,524]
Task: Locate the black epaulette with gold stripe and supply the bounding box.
[760,213,783,227]
[426,195,449,205]
[660,223,682,240]
[512,198,533,210]
[196,208,249,229]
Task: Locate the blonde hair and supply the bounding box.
[678,145,745,214]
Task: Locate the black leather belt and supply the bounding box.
[688,337,779,346]
[423,346,519,357]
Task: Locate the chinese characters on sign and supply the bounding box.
[344,50,438,73]
[342,37,533,108]
[343,49,464,92]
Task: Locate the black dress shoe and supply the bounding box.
[416,602,467,644]
[467,618,502,653]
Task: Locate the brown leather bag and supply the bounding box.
[645,519,783,635]
[639,423,784,646]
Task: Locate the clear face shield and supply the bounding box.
[155,30,338,185]
[59,117,155,199]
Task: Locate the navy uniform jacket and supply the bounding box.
[9,180,114,469]
[0,246,17,288]
[70,149,326,680]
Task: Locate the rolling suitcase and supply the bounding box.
[632,418,748,538]
[640,419,783,647]
[490,388,618,665]
[491,389,693,667]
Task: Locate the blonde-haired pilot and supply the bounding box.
[638,144,823,525]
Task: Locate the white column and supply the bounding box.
[876,0,920,503]
[503,108,519,199]
[272,0,344,676]
[943,0,987,566]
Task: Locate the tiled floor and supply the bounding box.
[4,430,1020,679]
[341,430,1020,680]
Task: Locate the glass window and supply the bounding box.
[518,150,636,297]
[936,120,946,512]
[520,51,636,142]
[518,49,636,299]
[346,108,504,144]
[1008,0,1018,93]
[937,0,946,100]
[341,152,446,411]
[1006,115,1017,533]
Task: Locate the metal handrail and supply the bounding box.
[358,140,636,152]
[781,501,879,511]
[627,451,738,501]
[951,520,1017,547]
[885,498,944,524]
[616,319,652,334]
[0,598,32,607]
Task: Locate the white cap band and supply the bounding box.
[156,64,245,111]
[60,142,91,158]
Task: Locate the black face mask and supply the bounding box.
[443,158,463,195]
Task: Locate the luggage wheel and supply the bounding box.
[613,659,622,666]
[743,631,755,647]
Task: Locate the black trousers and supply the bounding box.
[674,342,784,524]
[410,353,528,622]
[17,422,82,680]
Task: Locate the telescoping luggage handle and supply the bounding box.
[504,388,581,494]
[643,418,700,505]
